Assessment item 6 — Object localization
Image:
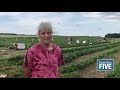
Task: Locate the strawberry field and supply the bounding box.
[0,35,120,78]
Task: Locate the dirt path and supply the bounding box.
[62,45,86,50]
[79,49,120,78]
[0,49,27,59]
[62,48,114,67]
[0,43,110,59]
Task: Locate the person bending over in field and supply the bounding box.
[23,22,64,78]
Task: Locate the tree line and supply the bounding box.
[105,33,120,38]
[0,33,17,35]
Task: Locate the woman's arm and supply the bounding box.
[23,50,33,78]
[23,67,32,78]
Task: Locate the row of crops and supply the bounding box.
[1,41,120,78]
[60,45,120,78]
[106,61,120,78]
[62,42,120,62]
[0,35,110,49]
[1,35,120,78]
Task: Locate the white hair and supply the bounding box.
[37,22,53,34]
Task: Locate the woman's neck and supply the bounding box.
[45,43,51,48]
[42,43,52,49]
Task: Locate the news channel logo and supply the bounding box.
[97,59,114,71]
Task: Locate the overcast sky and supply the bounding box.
[0,12,120,37]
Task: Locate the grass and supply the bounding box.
[0,54,25,78]
[106,61,120,78]
[60,71,81,78]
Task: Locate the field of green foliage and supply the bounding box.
[0,35,120,78]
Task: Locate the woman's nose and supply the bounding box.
[44,33,49,37]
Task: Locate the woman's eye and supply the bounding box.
[47,32,52,35]
[41,32,45,35]
[40,32,52,35]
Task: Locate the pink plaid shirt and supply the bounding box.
[23,43,64,78]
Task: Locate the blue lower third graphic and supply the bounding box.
[97,59,114,71]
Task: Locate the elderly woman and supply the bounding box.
[23,22,64,78]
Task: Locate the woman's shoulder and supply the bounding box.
[53,44,61,51]
[27,43,41,52]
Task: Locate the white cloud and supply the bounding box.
[0,12,23,16]
[81,12,102,18]
[80,12,120,22]
[1,12,120,36]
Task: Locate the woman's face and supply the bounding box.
[38,29,53,44]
